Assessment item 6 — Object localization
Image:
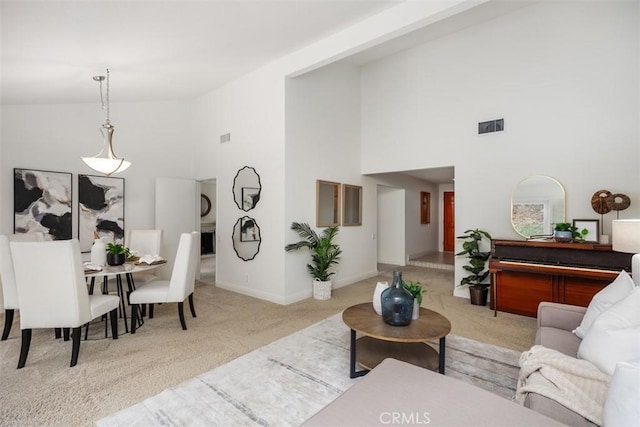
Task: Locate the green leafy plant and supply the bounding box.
[106,242,131,257]
[284,222,342,281]
[554,223,589,242]
[402,280,426,305]
[456,228,492,290]
[553,222,572,232]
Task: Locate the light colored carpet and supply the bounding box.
[0,266,536,426]
[97,314,522,426]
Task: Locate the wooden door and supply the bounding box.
[443,191,455,252]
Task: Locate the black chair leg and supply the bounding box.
[54,328,62,339]
[17,329,32,369]
[1,309,14,340]
[178,302,187,330]
[149,304,154,319]
[70,327,81,367]
[63,328,70,341]
[188,293,197,318]
[110,308,118,339]
[131,305,138,334]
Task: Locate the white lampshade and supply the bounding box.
[612,219,640,287]
[81,156,131,176]
[612,219,640,253]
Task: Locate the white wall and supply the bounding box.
[360,1,640,297]
[1,102,192,237]
[191,65,288,303]
[285,62,378,301]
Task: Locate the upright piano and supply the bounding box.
[489,239,632,317]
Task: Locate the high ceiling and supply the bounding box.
[0,0,401,105]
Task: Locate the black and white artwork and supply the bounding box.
[240,217,260,242]
[14,168,72,240]
[78,174,124,252]
[242,187,260,211]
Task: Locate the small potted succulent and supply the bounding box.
[106,242,130,266]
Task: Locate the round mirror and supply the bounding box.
[232,216,261,261]
[511,175,565,238]
[233,166,261,211]
[200,194,211,217]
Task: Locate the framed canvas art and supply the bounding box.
[78,174,125,252]
[14,168,72,240]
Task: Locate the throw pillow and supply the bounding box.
[577,287,640,376]
[603,359,640,427]
[573,270,635,339]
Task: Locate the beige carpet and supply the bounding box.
[0,266,536,426]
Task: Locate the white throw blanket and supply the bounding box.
[515,345,610,426]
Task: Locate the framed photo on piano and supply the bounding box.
[572,219,599,243]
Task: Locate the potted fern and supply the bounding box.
[285,222,341,300]
[456,228,492,306]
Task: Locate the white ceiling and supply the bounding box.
[0,0,402,105]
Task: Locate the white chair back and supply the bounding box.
[166,232,198,302]
[11,239,92,329]
[126,229,162,256]
[1,232,45,310]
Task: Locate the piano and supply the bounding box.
[489,239,632,317]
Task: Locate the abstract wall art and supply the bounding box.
[78,174,125,252]
[14,168,72,240]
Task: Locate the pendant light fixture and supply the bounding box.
[81,68,131,176]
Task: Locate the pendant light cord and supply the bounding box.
[96,68,110,125]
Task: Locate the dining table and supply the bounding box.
[84,261,166,334]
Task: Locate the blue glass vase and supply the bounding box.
[381,271,414,326]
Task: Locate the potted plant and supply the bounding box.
[106,242,130,266]
[456,228,492,306]
[403,280,426,319]
[553,222,574,242]
[285,222,341,300]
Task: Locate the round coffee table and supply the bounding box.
[342,302,451,378]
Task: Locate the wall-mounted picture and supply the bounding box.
[78,174,125,252]
[240,217,260,242]
[14,168,72,240]
[242,187,260,211]
[573,219,599,243]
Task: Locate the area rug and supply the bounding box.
[97,313,522,426]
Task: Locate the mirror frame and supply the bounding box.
[232,216,261,261]
[511,175,566,238]
[342,184,362,226]
[316,180,340,227]
[233,166,261,211]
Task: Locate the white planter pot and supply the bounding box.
[313,279,332,300]
[412,299,420,320]
[372,281,389,315]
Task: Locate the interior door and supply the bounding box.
[155,177,198,279]
[443,191,455,252]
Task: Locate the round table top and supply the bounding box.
[84,261,165,278]
[342,302,451,343]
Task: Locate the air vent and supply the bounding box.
[220,133,231,143]
[478,119,504,134]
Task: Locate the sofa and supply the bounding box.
[303,358,563,426]
[523,301,597,426]
[521,270,640,427]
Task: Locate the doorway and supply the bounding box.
[199,179,217,284]
[443,191,455,252]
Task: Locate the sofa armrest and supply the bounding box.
[537,302,587,332]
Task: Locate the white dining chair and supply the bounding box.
[1,232,46,341]
[125,229,163,284]
[10,239,120,368]
[130,232,199,333]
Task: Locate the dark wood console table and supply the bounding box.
[490,239,632,317]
